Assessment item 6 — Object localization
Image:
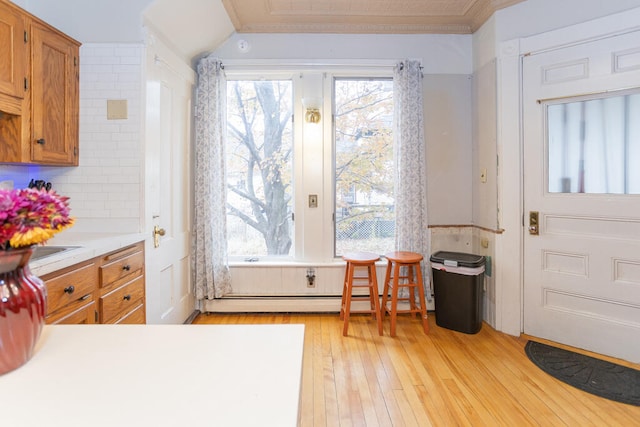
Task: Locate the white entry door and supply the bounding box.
[522,30,640,362]
[144,33,195,324]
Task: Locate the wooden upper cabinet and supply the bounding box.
[30,22,79,165]
[0,0,80,166]
[0,1,25,99]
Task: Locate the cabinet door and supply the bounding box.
[0,2,26,99]
[30,21,79,165]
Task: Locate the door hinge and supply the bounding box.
[24,78,28,91]
[95,310,98,323]
[74,56,77,66]
[74,147,78,156]
[24,30,28,43]
[291,212,295,222]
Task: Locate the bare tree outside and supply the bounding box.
[226,80,293,256]
[334,79,395,256]
[224,77,393,258]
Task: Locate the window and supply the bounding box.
[224,71,394,262]
[547,91,640,194]
[334,78,395,256]
[225,80,294,257]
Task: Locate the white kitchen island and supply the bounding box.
[0,324,305,427]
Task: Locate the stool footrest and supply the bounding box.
[348,283,377,288]
[345,296,377,302]
[346,310,382,315]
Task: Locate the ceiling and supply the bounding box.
[221,0,526,34]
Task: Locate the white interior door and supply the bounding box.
[523,30,640,363]
[144,33,195,324]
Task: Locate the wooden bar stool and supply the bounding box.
[381,251,429,337]
[340,252,383,336]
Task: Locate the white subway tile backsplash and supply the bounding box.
[0,42,145,234]
[117,73,142,83]
[87,47,116,57]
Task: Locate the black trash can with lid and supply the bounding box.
[430,251,485,334]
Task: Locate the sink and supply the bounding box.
[31,246,80,261]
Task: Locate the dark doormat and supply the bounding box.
[525,341,640,406]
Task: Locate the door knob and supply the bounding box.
[153,225,166,248]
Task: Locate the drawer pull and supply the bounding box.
[122,265,131,271]
[64,286,75,294]
[123,294,131,301]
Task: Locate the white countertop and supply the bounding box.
[0,324,305,427]
[28,232,147,276]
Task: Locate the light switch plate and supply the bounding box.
[309,194,318,208]
[107,99,128,120]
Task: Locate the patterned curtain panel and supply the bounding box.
[393,59,431,298]
[193,56,232,300]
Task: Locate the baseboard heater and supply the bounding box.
[202,295,374,313]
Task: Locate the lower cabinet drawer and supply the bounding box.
[46,299,96,325]
[45,262,97,314]
[99,275,144,323]
[99,248,144,288]
[108,304,145,324]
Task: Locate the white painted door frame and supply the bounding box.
[142,27,196,324]
[495,8,640,339]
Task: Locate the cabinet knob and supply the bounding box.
[36,138,46,145]
[63,285,75,294]
[122,264,131,271]
[123,294,131,301]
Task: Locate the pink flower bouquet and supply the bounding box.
[0,188,74,250]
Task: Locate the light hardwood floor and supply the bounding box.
[193,312,640,426]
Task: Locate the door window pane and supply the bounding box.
[547,92,640,194]
[226,80,294,257]
[334,78,394,256]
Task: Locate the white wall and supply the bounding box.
[495,0,640,42]
[144,0,234,62]
[472,60,497,230]
[213,33,472,74]
[15,0,153,43]
[424,75,473,225]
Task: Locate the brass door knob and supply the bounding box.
[153,225,166,248]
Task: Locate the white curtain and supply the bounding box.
[393,59,431,298]
[193,56,232,300]
[547,93,640,194]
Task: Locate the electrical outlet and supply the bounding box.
[309,194,318,208]
[306,268,316,287]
